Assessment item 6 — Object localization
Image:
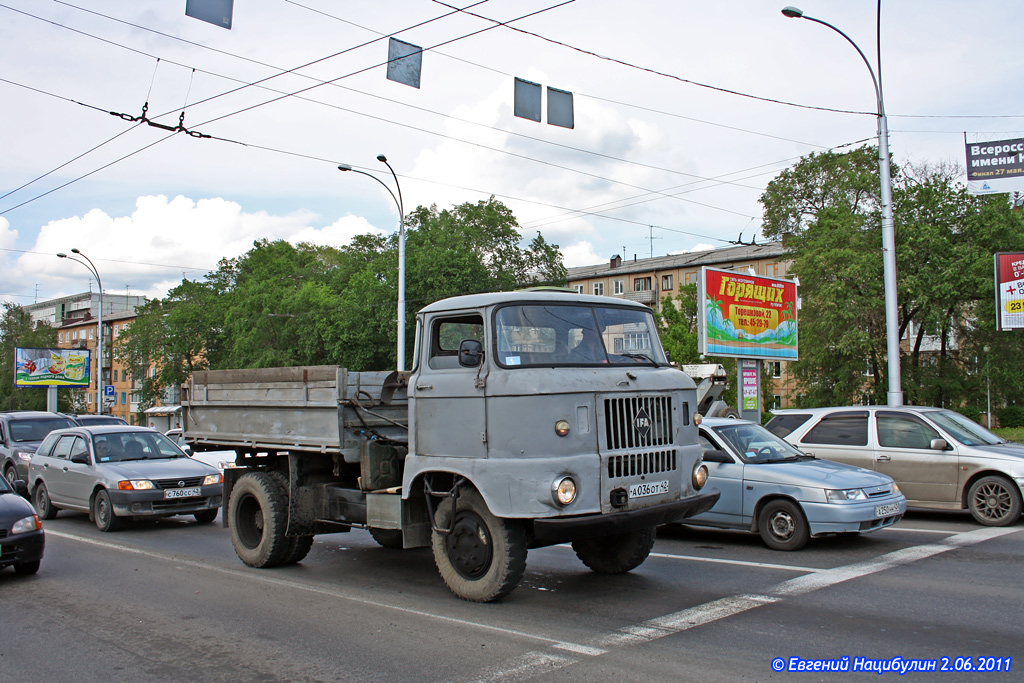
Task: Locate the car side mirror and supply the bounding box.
[183,445,194,456]
[12,479,28,496]
[458,339,483,368]
[930,438,949,451]
[702,449,732,464]
[71,452,90,465]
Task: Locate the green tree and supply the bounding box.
[760,147,1024,409]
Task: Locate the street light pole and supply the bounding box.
[338,157,407,371]
[782,5,903,406]
[57,249,104,414]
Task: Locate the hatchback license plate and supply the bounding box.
[875,502,900,517]
[165,487,201,499]
[629,480,669,498]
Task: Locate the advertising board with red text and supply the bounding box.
[698,267,798,360]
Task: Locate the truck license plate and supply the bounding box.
[875,502,900,517]
[165,487,201,499]
[629,480,669,499]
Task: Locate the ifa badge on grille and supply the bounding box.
[633,407,651,439]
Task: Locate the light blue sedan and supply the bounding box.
[687,418,906,550]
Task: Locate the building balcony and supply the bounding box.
[623,290,657,304]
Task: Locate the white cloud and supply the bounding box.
[671,243,717,255]
[561,241,602,268]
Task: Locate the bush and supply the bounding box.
[996,405,1024,429]
[957,405,983,424]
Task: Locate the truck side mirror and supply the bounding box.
[458,339,483,368]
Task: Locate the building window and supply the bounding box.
[58,332,63,343]
[613,279,624,295]
[772,394,782,410]
[768,262,780,277]
[661,274,673,292]
[634,277,652,291]
[113,369,118,382]
[573,284,584,294]
[593,282,604,296]
[89,329,95,340]
[768,361,782,379]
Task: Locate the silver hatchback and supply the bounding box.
[767,406,1024,526]
[28,426,223,531]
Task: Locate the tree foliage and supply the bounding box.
[116,197,566,405]
[760,146,1024,410]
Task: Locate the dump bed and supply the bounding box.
[181,365,408,462]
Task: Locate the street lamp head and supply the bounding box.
[781,6,804,18]
[338,164,352,172]
[376,154,388,163]
[71,247,81,254]
[57,252,68,258]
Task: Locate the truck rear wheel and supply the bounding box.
[572,527,655,574]
[369,528,404,549]
[229,472,290,567]
[431,487,527,602]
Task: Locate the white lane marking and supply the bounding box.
[558,543,824,573]
[882,526,958,535]
[648,551,825,573]
[43,529,603,655]
[460,651,578,683]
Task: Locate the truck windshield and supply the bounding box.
[494,303,667,367]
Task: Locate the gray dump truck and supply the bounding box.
[182,290,719,601]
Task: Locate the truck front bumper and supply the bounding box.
[532,488,720,542]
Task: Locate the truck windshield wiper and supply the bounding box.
[620,352,659,367]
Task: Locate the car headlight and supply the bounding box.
[552,476,577,505]
[118,480,155,490]
[15,450,34,461]
[203,473,222,486]
[891,483,901,495]
[692,462,709,490]
[11,514,41,534]
[826,488,868,502]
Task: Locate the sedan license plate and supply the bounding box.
[165,487,201,499]
[629,480,669,499]
[875,502,901,517]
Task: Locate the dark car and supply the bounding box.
[64,414,129,427]
[0,476,44,574]
[29,426,223,531]
[0,411,78,483]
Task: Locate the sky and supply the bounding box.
[1,0,1022,305]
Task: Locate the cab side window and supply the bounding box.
[69,437,89,462]
[876,412,940,450]
[801,412,869,446]
[52,435,76,460]
[428,315,484,370]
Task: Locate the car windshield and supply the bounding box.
[92,431,186,463]
[494,303,667,367]
[927,410,1005,446]
[711,422,807,463]
[10,417,77,442]
[0,475,11,493]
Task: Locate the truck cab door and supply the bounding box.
[412,313,487,459]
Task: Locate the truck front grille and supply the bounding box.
[603,395,674,450]
[607,449,677,478]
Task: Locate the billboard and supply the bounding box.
[15,348,92,388]
[966,138,1024,195]
[699,267,798,360]
[995,252,1024,331]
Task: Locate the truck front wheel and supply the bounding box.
[431,487,527,602]
[572,527,655,574]
[229,472,290,567]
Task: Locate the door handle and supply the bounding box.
[415,384,433,390]
[802,451,814,457]
[877,455,891,462]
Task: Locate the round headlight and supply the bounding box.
[692,463,708,490]
[554,420,571,437]
[552,476,577,505]
[693,413,703,425]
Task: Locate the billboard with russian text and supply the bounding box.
[14,347,92,387]
[966,137,1024,195]
[995,252,1024,331]
[699,267,798,360]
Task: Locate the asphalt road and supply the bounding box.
[2,509,1020,682]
